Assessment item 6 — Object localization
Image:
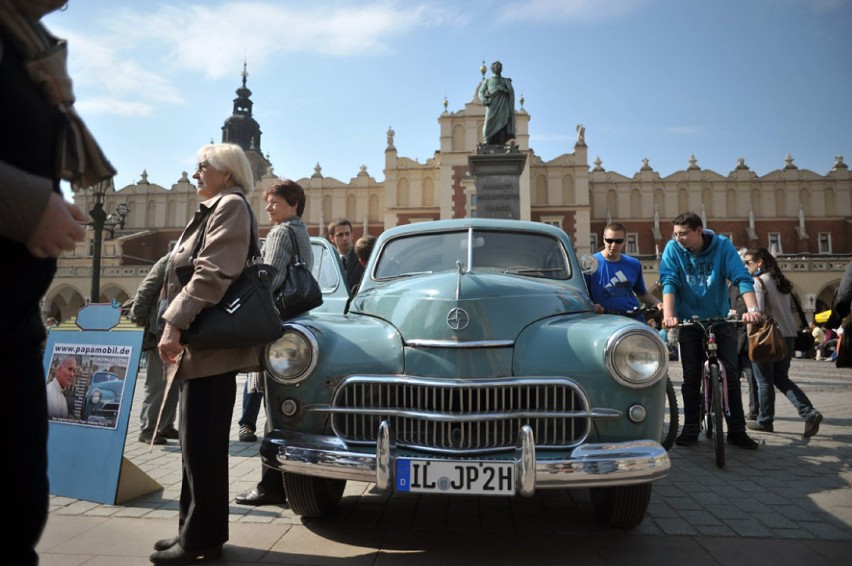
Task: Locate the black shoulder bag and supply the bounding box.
[178,196,284,350]
[275,226,323,319]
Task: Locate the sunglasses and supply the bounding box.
[604,238,625,244]
[744,259,756,265]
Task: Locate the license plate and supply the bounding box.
[395,459,515,495]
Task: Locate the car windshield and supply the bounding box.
[374,229,571,280]
[311,242,343,293]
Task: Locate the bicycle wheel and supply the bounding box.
[709,363,725,468]
[701,373,712,439]
[661,376,678,450]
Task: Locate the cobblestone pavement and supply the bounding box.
[39,358,852,565]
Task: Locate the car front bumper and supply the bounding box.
[260,421,670,495]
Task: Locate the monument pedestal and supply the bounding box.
[468,144,527,219]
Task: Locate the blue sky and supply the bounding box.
[45,0,852,195]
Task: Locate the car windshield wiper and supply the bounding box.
[503,267,564,276]
[380,270,434,280]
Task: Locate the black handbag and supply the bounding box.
[275,226,323,319]
[177,196,284,350]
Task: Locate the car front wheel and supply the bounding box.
[283,472,346,518]
[589,483,652,528]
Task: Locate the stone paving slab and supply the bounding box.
[39,359,852,564]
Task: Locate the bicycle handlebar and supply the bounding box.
[674,316,745,331]
[600,306,660,317]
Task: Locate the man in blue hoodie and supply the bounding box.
[660,212,762,449]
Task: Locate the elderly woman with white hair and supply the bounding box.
[152,143,260,564]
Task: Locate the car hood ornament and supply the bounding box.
[447,308,470,331]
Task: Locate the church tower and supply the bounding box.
[221,62,271,181]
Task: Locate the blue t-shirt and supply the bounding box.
[584,252,647,315]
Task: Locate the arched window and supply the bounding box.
[775,183,786,216]
[799,187,810,215]
[726,188,737,217]
[702,186,713,217]
[322,194,332,224]
[452,124,465,152]
[606,189,617,218]
[677,187,688,213]
[630,188,641,216]
[398,178,410,207]
[166,200,176,228]
[654,188,664,216]
[423,177,435,207]
[346,194,357,221]
[368,194,379,221]
[146,199,157,228]
[750,187,761,216]
[561,174,574,204]
[534,175,547,205]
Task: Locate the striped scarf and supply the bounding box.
[0,0,116,188]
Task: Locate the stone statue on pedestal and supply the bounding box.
[478,61,515,146]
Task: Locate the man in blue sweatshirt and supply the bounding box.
[660,212,762,449]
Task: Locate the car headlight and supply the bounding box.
[91,389,102,404]
[264,324,318,384]
[605,328,667,388]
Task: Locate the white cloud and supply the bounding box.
[101,2,458,80]
[52,2,456,115]
[75,98,155,117]
[55,27,184,114]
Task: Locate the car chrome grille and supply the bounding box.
[330,376,590,454]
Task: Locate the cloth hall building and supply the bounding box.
[44,72,851,325]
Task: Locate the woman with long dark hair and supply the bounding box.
[743,247,822,438]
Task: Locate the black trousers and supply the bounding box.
[2,242,55,566]
[678,322,747,434]
[177,371,237,551]
[5,341,49,566]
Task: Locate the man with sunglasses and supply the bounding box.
[660,211,762,450]
[584,223,662,319]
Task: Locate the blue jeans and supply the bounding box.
[239,378,263,429]
[752,337,816,425]
[678,321,747,435]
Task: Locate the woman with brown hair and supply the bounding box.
[236,178,312,506]
[743,247,822,438]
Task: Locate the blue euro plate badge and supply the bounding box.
[395,459,515,495]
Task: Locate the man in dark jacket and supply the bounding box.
[129,254,179,444]
[1,2,114,563]
[328,217,364,294]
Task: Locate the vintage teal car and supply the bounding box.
[263,219,670,527]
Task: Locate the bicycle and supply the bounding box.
[674,316,744,468]
[601,307,679,451]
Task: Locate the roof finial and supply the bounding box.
[241,55,248,88]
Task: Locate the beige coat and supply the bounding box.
[162,187,262,379]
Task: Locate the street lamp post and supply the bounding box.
[85,179,129,302]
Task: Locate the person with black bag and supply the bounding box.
[743,248,822,438]
[829,261,852,368]
[151,143,264,564]
[129,253,179,445]
[236,179,313,507]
